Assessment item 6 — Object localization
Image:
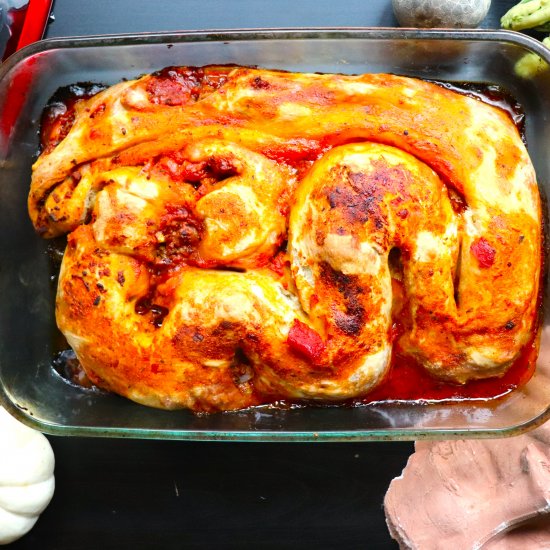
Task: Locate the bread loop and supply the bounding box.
[289,141,539,384]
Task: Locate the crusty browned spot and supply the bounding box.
[325,161,413,230]
[320,263,365,336]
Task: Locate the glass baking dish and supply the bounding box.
[1,28,549,441]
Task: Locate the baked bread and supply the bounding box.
[29,66,541,411]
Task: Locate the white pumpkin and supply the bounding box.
[0,407,55,545]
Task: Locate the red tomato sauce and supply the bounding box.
[361,333,539,404]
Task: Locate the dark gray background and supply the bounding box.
[11,1,528,549]
[44,0,517,38]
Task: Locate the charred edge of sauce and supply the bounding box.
[430,80,526,141]
[39,82,107,155]
[150,64,238,78]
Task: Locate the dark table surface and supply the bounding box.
[10,1,525,548]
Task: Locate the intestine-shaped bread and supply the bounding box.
[29,66,541,411]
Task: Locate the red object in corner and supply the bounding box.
[287,319,326,364]
[16,0,52,50]
[0,0,52,155]
[2,0,52,61]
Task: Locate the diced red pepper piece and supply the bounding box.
[287,319,326,364]
[470,237,496,268]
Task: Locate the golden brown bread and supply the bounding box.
[29,66,541,411]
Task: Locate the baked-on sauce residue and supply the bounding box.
[45,72,541,405]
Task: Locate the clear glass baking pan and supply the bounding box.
[1,28,549,441]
